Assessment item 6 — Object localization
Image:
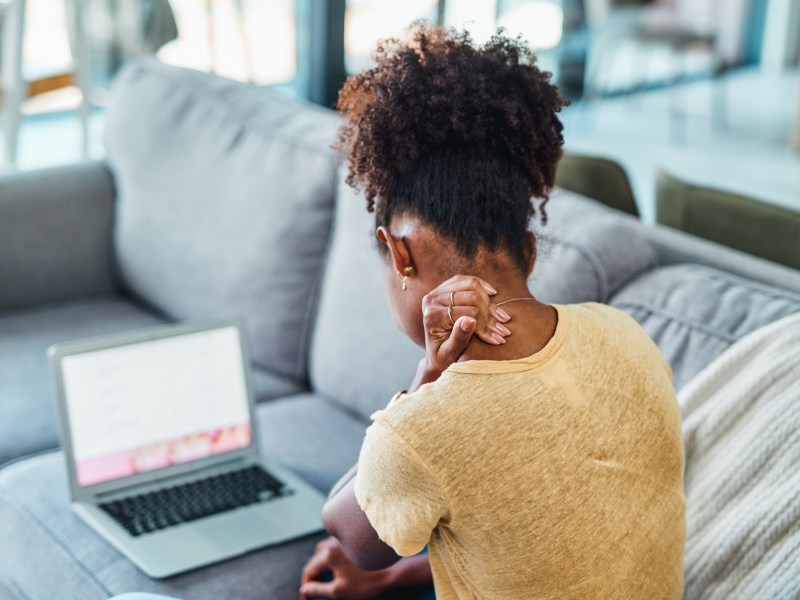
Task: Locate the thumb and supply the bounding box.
[299,580,336,599]
[440,316,476,363]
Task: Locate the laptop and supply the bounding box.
[49,318,326,578]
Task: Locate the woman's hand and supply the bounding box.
[410,275,511,391]
[300,537,393,599]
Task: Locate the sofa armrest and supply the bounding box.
[642,223,800,296]
[0,161,118,311]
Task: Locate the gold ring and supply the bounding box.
[450,291,456,308]
[447,305,455,326]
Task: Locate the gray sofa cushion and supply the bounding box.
[611,264,800,390]
[0,296,165,465]
[106,59,340,382]
[257,394,367,493]
[530,189,657,304]
[0,394,366,600]
[310,182,657,420]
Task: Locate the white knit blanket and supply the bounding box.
[679,311,800,600]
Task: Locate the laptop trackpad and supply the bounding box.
[193,509,275,551]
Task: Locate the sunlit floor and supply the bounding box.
[2,65,799,225]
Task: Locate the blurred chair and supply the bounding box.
[555,152,639,216]
[583,0,748,141]
[1,0,91,169]
[656,170,800,271]
[102,0,178,70]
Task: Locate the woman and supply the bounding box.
[301,24,685,600]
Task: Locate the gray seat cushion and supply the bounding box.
[256,394,367,493]
[106,59,340,383]
[310,181,657,420]
[0,395,365,600]
[0,296,165,465]
[611,264,800,390]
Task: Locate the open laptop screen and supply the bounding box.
[61,325,252,487]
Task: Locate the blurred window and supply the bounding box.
[496,0,564,50]
[344,0,438,74]
[158,0,297,86]
[343,0,565,74]
[445,0,564,50]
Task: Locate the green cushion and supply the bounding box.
[555,153,639,216]
[656,171,800,271]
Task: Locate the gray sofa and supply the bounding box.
[1,60,800,600]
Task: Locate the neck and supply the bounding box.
[485,277,536,307]
[459,284,556,363]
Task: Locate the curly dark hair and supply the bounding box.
[334,23,568,271]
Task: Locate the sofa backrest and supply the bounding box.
[611,263,800,390]
[309,180,657,420]
[105,60,340,383]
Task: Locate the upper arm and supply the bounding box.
[322,417,450,569]
[321,477,401,570]
[354,418,450,556]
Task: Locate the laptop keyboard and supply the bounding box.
[99,465,290,537]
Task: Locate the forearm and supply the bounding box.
[384,554,433,589]
[408,359,443,394]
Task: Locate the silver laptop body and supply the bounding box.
[50,318,326,579]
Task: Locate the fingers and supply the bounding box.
[301,538,339,584]
[299,580,337,599]
[449,291,510,323]
[428,288,510,343]
[439,316,477,364]
[423,275,517,347]
[446,306,507,345]
[448,291,511,334]
[301,552,330,585]
[438,274,497,296]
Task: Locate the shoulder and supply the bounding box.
[373,375,457,428]
[561,302,639,328]
[561,302,653,344]
[370,372,471,450]
[560,303,673,381]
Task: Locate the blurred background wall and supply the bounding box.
[0,0,798,220]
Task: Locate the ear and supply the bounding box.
[376,226,413,274]
[524,231,537,278]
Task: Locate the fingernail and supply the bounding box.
[483,283,498,295]
[492,332,506,344]
[460,317,475,331]
[496,323,511,336]
[496,308,511,322]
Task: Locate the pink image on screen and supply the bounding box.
[75,422,251,486]
[212,423,251,453]
[76,451,135,486]
[133,442,170,472]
